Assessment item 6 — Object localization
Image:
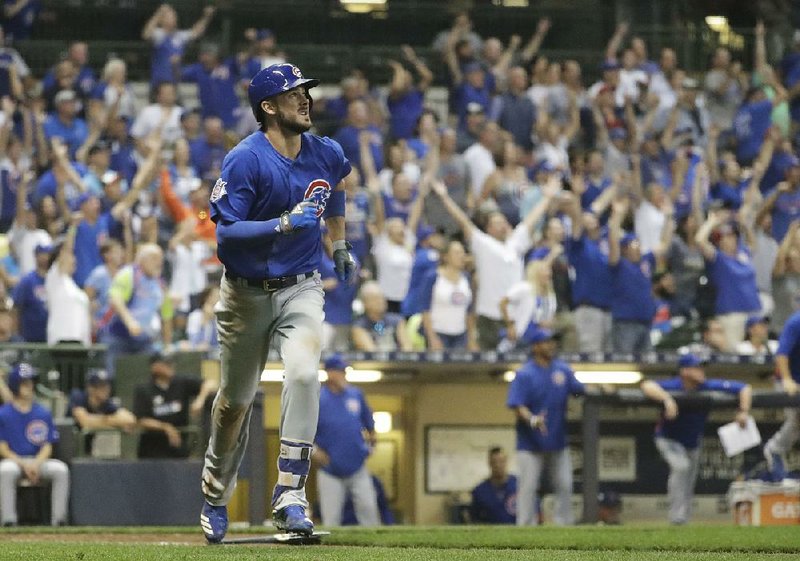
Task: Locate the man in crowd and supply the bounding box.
[470,446,517,524]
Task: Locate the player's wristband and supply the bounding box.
[280,212,292,234]
[332,239,349,252]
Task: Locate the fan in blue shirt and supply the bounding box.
[641,353,751,524]
[181,45,240,129]
[470,447,518,524]
[733,85,785,166]
[386,46,433,140]
[506,324,584,526]
[11,245,50,342]
[2,0,41,42]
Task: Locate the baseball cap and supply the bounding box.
[87,368,111,385]
[520,322,555,346]
[148,351,174,366]
[528,247,551,261]
[34,243,53,254]
[531,160,555,175]
[71,192,97,212]
[466,102,485,115]
[256,28,274,41]
[54,89,77,104]
[323,354,349,372]
[745,315,768,330]
[101,170,122,186]
[416,224,436,244]
[601,60,621,72]
[620,232,637,247]
[609,127,628,141]
[678,353,704,368]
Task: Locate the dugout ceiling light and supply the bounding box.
[704,16,728,32]
[502,370,643,384]
[373,411,392,434]
[340,0,386,14]
[261,368,383,383]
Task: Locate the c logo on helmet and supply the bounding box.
[291,65,303,78]
[304,179,331,217]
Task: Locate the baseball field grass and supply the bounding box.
[2,524,800,560]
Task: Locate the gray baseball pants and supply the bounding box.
[317,465,380,526]
[655,437,701,524]
[765,408,800,456]
[202,274,324,510]
[516,448,573,526]
[0,459,70,525]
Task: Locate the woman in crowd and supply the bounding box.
[499,253,558,350]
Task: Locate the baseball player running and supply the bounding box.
[200,63,355,543]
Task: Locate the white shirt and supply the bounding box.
[378,162,421,196]
[130,104,184,145]
[9,223,51,275]
[504,280,557,336]
[634,200,665,254]
[463,142,496,199]
[470,224,532,320]
[430,273,472,335]
[100,83,138,120]
[735,339,778,356]
[372,232,414,302]
[46,265,90,345]
[169,241,209,313]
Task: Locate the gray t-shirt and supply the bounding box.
[424,155,470,236]
[772,273,800,331]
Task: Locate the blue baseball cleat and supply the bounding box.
[273,504,314,536]
[200,501,228,543]
[764,448,787,482]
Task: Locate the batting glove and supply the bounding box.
[333,240,356,282]
[280,201,318,233]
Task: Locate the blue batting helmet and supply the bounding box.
[248,63,319,120]
[7,362,37,396]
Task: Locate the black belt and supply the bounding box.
[225,271,315,292]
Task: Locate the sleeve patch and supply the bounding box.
[210,178,228,203]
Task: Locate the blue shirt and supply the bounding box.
[401,248,439,317]
[110,138,138,186]
[734,100,772,163]
[67,389,118,417]
[761,150,795,194]
[454,83,491,128]
[780,52,800,122]
[708,247,761,314]
[315,384,374,477]
[74,216,110,287]
[568,234,613,309]
[43,115,89,160]
[0,165,18,230]
[320,253,358,326]
[491,92,535,151]
[581,176,612,211]
[777,311,800,382]
[640,149,674,189]
[710,179,749,210]
[611,252,656,323]
[181,61,240,128]
[345,189,370,262]
[506,358,584,452]
[0,402,58,456]
[150,29,192,86]
[383,192,415,223]
[12,270,47,342]
[84,264,113,325]
[387,89,424,140]
[654,377,746,449]
[2,0,40,42]
[210,131,351,279]
[471,475,517,524]
[33,162,89,206]
[189,136,227,180]
[333,125,382,176]
[770,188,800,242]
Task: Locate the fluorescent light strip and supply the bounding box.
[503,370,643,384]
[261,368,383,383]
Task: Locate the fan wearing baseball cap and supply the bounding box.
[641,353,752,524]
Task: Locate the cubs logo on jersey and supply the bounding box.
[26,419,49,446]
[304,179,331,217]
[552,370,566,386]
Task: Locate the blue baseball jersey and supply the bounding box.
[581,176,612,211]
[568,234,613,309]
[319,253,359,326]
[315,384,374,478]
[0,402,58,456]
[67,389,119,417]
[710,179,749,211]
[654,377,746,449]
[190,137,227,181]
[74,217,110,287]
[777,311,800,382]
[734,100,772,163]
[210,131,351,279]
[770,188,800,242]
[43,115,89,160]
[2,0,40,42]
[401,247,440,317]
[84,264,113,324]
[506,359,584,452]
[12,270,47,342]
[761,150,795,194]
[387,88,424,140]
[471,475,517,524]
[345,189,370,262]
[181,61,240,129]
[708,247,761,314]
[611,252,657,323]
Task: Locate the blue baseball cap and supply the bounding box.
[34,243,53,254]
[678,353,704,368]
[745,315,768,330]
[324,354,349,372]
[620,232,637,247]
[87,368,111,385]
[601,60,621,72]
[71,192,97,212]
[520,322,555,346]
[417,225,436,243]
[528,247,551,261]
[532,160,555,175]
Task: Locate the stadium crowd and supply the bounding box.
[0,6,797,365]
